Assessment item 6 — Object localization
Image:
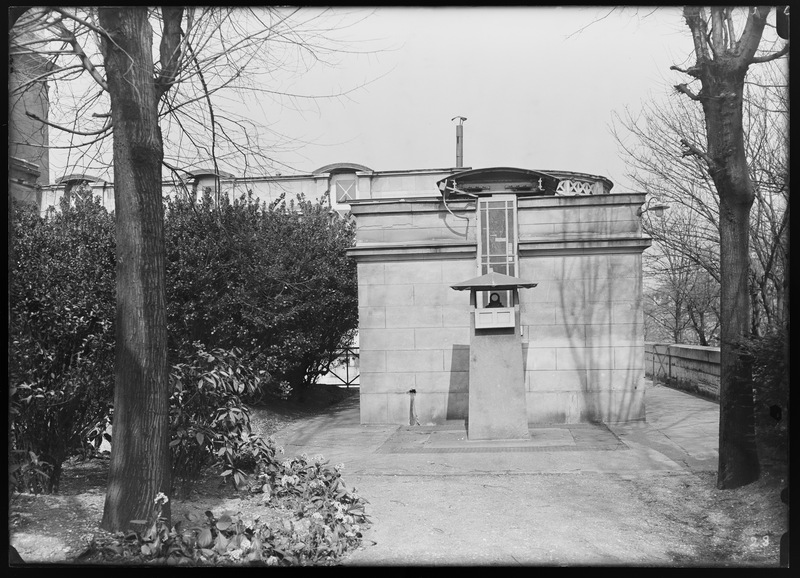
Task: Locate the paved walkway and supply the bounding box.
[272,380,721,566]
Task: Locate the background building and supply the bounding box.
[346,166,651,426]
[9,28,51,207]
[37,156,650,427]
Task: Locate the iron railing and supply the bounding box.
[319,346,359,388]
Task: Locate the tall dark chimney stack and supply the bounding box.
[452,116,467,168]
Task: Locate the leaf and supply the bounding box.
[213,533,229,554]
[197,528,213,548]
[216,514,233,531]
[233,471,245,489]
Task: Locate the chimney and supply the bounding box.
[452,116,467,168]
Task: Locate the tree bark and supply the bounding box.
[717,188,759,488]
[98,7,172,531]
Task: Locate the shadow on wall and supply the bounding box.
[437,202,472,239]
[555,222,644,423]
[447,344,470,420]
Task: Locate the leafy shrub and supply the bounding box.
[165,190,358,397]
[83,457,370,566]
[745,328,789,465]
[8,448,51,495]
[169,344,272,496]
[10,189,357,494]
[9,198,116,491]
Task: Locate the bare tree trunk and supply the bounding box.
[704,72,760,489]
[702,61,761,487]
[717,190,759,487]
[99,7,171,531]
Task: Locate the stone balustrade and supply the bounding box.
[644,342,720,401]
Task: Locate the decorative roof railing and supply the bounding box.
[548,171,613,196]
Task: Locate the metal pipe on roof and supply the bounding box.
[452,116,467,168]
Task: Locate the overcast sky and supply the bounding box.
[38,7,702,192]
[257,6,695,193]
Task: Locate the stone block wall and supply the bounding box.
[350,191,652,425]
[357,257,475,424]
[351,198,477,425]
[516,194,648,423]
[518,253,645,423]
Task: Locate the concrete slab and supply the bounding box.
[271,380,723,565]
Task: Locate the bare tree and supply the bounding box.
[613,58,787,316]
[669,6,787,489]
[643,235,720,347]
[610,6,788,489]
[743,60,789,335]
[615,71,786,345]
[10,6,374,531]
[11,7,373,186]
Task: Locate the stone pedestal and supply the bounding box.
[450,271,536,441]
[467,320,529,441]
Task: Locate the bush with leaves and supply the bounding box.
[8,447,52,495]
[169,344,274,496]
[10,189,358,494]
[9,198,116,492]
[745,328,789,465]
[83,456,370,566]
[165,190,358,398]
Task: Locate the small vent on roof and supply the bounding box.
[452,116,466,168]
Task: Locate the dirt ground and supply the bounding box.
[8,385,789,567]
[343,468,788,567]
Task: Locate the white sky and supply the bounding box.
[39,7,704,193]
[255,6,696,193]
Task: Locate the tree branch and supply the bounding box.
[710,7,726,54]
[155,7,185,99]
[51,7,110,40]
[736,6,772,58]
[186,34,221,195]
[51,17,108,91]
[25,111,112,136]
[724,7,736,50]
[679,137,718,173]
[669,64,702,78]
[683,6,712,62]
[674,83,701,101]
[749,44,790,64]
